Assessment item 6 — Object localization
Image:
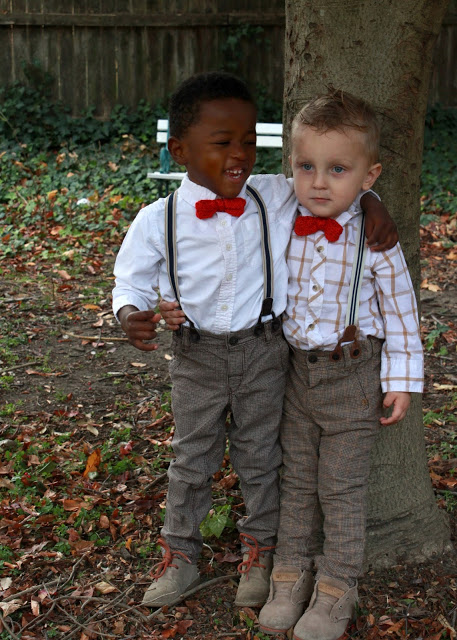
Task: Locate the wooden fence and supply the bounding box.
[0,0,455,117]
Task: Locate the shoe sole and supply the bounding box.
[293,630,347,640]
[259,623,290,635]
[234,600,265,608]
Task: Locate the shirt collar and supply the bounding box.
[178,175,248,208]
[297,201,361,229]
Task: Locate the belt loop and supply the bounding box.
[182,326,191,349]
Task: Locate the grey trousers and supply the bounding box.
[274,337,383,583]
[161,323,289,562]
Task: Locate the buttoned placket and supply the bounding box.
[305,232,327,347]
[214,213,237,332]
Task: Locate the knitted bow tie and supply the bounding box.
[195,198,246,220]
[294,215,343,242]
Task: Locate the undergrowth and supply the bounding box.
[0,66,456,263]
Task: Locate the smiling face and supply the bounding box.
[168,98,257,199]
[289,125,382,219]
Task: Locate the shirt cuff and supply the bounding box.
[112,293,158,322]
[380,357,424,393]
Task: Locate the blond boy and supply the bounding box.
[258,90,423,640]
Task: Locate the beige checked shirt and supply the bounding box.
[283,204,424,393]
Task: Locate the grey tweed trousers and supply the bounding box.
[274,337,383,583]
[161,323,289,562]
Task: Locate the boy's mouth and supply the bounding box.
[225,168,244,179]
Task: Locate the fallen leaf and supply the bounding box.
[130,362,147,367]
[420,278,441,291]
[31,599,40,616]
[94,581,118,594]
[83,448,101,477]
[0,599,23,615]
[0,577,13,590]
[57,269,72,280]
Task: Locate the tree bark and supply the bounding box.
[283,0,452,568]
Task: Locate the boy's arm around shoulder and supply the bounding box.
[360,191,399,251]
[247,173,296,225]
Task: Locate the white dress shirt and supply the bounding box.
[284,204,424,392]
[112,174,296,333]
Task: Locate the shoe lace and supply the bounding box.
[237,533,275,578]
[151,537,192,581]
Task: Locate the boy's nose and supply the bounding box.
[313,171,327,188]
[230,141,247,159]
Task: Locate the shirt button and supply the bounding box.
[312,284,319,292]
[308,323,315,330]
[317,246,324,253]
[226,273,233,281]
[220,220,227,227]
[226,243,232,251]
[308,354,318,363]
[221,304,228,312]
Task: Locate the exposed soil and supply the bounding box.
[0,218,456,639]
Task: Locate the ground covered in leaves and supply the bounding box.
[0,123,456,637]
[0,213,455,640]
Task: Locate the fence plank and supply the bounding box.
[0,2,455,118]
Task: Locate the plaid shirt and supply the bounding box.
[283,204,424,393]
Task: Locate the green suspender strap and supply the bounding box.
[164,186,277,341]
[329,214,368,361]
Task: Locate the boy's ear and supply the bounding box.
[168,137,187,167]
[362,162,382,190]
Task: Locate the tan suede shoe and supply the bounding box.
[293,575,357,640]
[259,565,314,635]
[235,534,275,607]
[142,539,200,607]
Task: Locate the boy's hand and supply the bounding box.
[380,391,410,426]
[118,306,161,351]
[159,299,186,331]
[361,192,399,251]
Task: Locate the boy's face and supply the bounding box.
[289,125,381,219]
[168,98,257,199]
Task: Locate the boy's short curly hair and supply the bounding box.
[169,71,255,139]
[292,88,380,163]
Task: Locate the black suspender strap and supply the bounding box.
[329,214,367,361]
[346,214,367,327]
[164,190,180,304]
[245,184,276,326]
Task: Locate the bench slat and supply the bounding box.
[157,131,282,147]
[156,120,282,138]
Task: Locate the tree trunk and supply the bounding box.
[283,0,452,568]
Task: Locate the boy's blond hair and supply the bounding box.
[292,88,380,163]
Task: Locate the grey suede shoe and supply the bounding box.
[234,534,275,607]
[259,565,314,635]
[142,539,200,608]
[293,575,357,640]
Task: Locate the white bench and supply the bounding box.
[147,119,283,184]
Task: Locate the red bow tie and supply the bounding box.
[195,198,245,220]
[294,215,343,242]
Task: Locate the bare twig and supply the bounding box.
[0,360,41,375]
[66,332,128,342]
[0,615,21,640]
[143,472,168,492]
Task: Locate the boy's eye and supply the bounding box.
[332,166,345,174]
[215,141,230,146]
[301,163,313,171]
